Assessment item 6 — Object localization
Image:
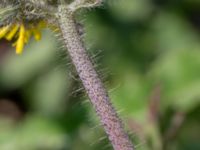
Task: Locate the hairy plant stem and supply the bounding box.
[58,6,134,150]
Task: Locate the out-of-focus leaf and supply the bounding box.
[109,0,153,21]
[151,50,200,112]
[0,116,68,150]
[26,69,69,116]
[110,70,151,122]
[151,12,200,52]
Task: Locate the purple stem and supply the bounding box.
[58,7,134,150]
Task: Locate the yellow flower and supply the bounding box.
[0,21,46,54]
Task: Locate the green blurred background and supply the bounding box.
[0,0,200,149]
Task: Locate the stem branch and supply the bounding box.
[58,6,134,150]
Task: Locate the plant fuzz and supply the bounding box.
[0,1,134,150]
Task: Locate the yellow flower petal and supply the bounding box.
[0,21,47,54]
[16,24,25,54]
[5,24,19,41]
[24,30,31,43]
[0,25,10,39]
[32,28,41,41]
